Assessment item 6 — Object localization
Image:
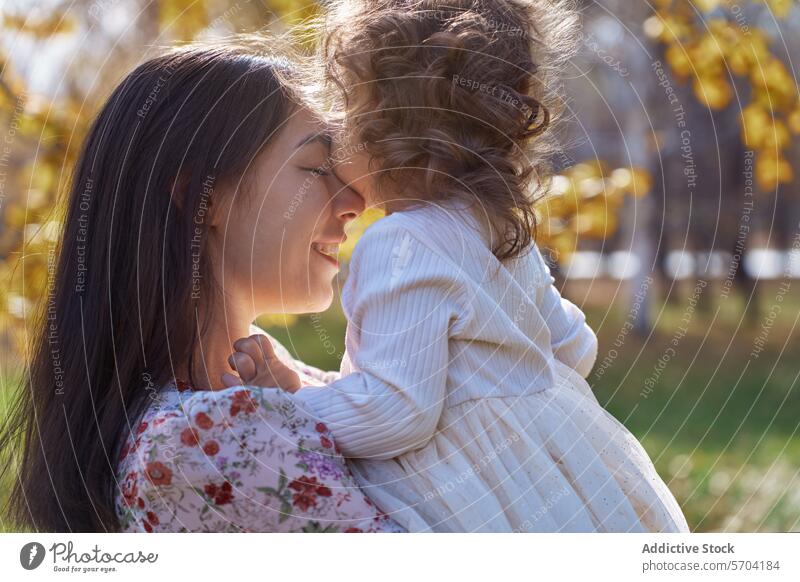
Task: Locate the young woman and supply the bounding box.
[0,42,402,532]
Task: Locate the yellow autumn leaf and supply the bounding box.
[761,120,791,150]
[788,105,800,134]
[547,231,577,262]
[568,160,607,181]
[602,181,627,207]
[751,58,798,111]
[571,208,618,239]
[766,0,794,19]
[666,43,693,77]
[2,13,76,37]
[629,167,653,198]
[577,177,606,201]
[728,45,754,76]
[693,75,733,110]
[740,103,771,148]
[755,152,794,191]
[609,167,653,198]
[692,0,721,12]
[159,0,208,40]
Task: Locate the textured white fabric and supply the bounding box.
[295,203,689,532]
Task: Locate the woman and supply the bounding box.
[0,42,403,532]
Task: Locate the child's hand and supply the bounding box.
[221,334,302,393]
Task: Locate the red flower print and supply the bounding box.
[344,527,362,533]
[289,489,317,512]
[315,422,328,433]
[229,390,259,417]
[136,421,148,434]
[194,412,214,430]
[287,476,332,512]
[142,520,153,533]
[336,492,352,508]
[204,481,234,505]
[146,511,160,526]
[144,461,173,487]
[176,378,194,392]
[202,440,220,456]
[181,427,200,446]
[138,497,145,509]
[319,435,333,449]
[119,441,130,461]
[121,472,138,507]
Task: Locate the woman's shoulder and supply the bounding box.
[115,382,399,532]
[118,383,327,479]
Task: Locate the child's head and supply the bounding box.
[320,0,578,259]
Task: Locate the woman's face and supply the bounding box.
[212,108,365,315]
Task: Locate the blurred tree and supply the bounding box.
[645,0,798,192]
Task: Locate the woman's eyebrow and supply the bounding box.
[294,132,332,149]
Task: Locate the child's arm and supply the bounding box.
[535,248,598,378]
[227,226,469,460]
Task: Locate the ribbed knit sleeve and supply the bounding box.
[294,223,470,460]
[537,254,598,378]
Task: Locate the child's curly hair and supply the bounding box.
[316,0,579,260]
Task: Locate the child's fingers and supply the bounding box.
[220,372,242,388]
[232,334,281,378]
[233,335,264,367]
[254,334,279,361]
[228,352,257,382]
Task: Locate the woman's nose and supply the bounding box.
[329,177,365,223]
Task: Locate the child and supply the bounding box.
[226,0,690,532]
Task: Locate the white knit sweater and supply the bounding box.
[295,202,598,460]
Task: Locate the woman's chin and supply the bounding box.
[290,283,334,314]
[309,285,335,312]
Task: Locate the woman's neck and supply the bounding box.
[181,301,252,391]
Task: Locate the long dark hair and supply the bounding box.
[0,40,298,532]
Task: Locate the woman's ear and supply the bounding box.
[170,172,224,228]
[169,172,192,212]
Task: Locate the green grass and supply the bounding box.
[583,291,800,532]
[0,369,21,532]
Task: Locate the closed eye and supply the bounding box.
[301,166,330,177]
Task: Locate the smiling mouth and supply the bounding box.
[311,242,341,266]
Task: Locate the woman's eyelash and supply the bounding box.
[301,166,330,176]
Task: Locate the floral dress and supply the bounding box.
[114,332,404,533]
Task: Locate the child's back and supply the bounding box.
[297,202,688,532]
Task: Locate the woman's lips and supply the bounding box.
[311,242,340,268]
